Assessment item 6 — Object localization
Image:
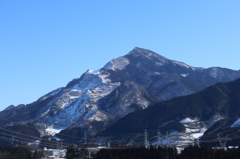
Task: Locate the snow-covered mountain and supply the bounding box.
[0,47,240,137]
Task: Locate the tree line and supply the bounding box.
[0,145,44,159]
[66,145,240,159]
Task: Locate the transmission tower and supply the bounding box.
[89,151,93,158]
[84,131,87,145]
[11,136,15,145]
[194,138,200,147]
[144,129,149,149]
[157,131,162,148]
[217,134,231,150]
[165,131,169,147]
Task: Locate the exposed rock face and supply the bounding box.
[1,47,240,137]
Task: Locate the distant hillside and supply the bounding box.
[99,78,240,137]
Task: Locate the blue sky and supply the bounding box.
[0,0,240,110]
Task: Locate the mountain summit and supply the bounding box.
[0,47,240,139]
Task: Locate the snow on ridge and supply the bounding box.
[172,60,193,69]
[72,68,113,91]
[110,56,130,70]
[103,62,114,70]
[231,118,240,128]
[72,72,104,91]
[42,77,121,129]
[39,60,122,128]
[38,88,62,101]
[209,67,221,78]
[172,60,205,71]
[130,48,199,70]
[88,69,100,74]
[103,55,130,71]
[130,47,170,65]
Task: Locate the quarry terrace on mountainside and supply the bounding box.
[1,47,240,145]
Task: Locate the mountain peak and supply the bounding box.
[104,47,193,71]
[128,47,170,62]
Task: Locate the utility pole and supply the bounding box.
[217,134,231,150]
[157,131,162,148]
[15,139,18,147]
[11,136,14,145]
[84,131,87,145]
[89,151,93,158]
[165,131,169,147]
[195,138,200,147]
[166,132,169,159]
[39,139,41,148]
[144,129,148,149]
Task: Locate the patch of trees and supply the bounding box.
[179,145,240,159]
[95,146,177,159]
[66,145,89,159]
[0,145,44,159]
[66,145,240,159]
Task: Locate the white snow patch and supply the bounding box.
[192,132,205,139]
[43,80,121,128]
[180,118,208,140]
[45,126,64,136]
[154,72,161,75]
[52,136,63,141]
[111,56,130,70]
[209,68,221,78]
[149,118,219,148]
[103,62,114,70]
[103,57,129,71]
[180,117,197,124]
[72,69,114,91]
[172,61,192,69]
[180,73,190,77]
[231,118,240,128]
[39,88,62,101]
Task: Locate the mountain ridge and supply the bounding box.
[1,47,240,141]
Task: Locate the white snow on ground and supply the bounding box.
[104,56,130,71]
[192,132,206,139]
[72,69,113,91]
[180,118,207,138]
[41,69,121,129]
[180,73,190,77]
[209,67,220,78]
[180,117,197,123]
[231,118,240,128]
[45,126,64,136]
[39,88,62,101]
[172,61,192,69]
[150,118,210,148]
[52,136,62,141]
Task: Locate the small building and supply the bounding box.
[43,147,66,158]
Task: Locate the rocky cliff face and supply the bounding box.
[0,47,239,137]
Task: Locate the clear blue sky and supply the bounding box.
[0,0,240,110]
